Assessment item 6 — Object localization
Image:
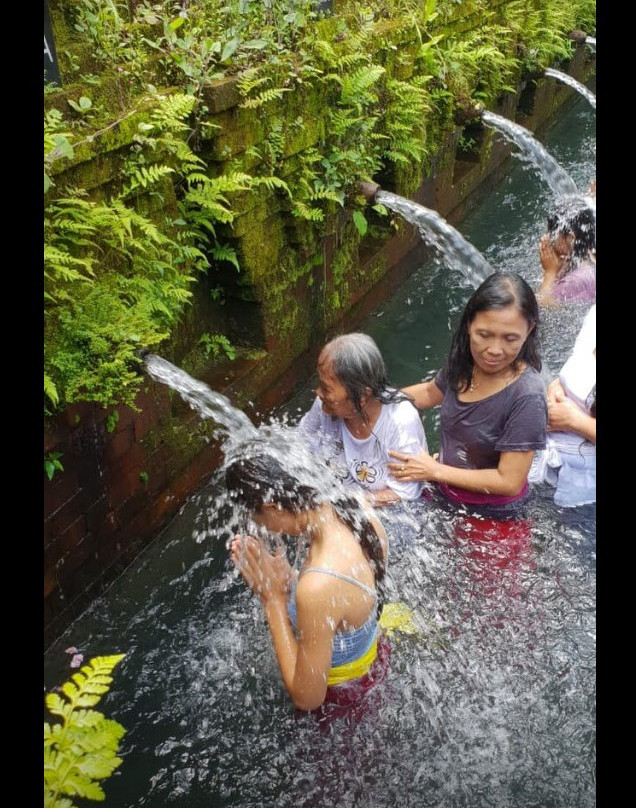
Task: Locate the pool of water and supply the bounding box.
[44,88,596,808]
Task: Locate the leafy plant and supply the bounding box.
[44,654,126,807]
[45,0,594,414]
[352,210,368,237]
[45,110,74,194]
[67,96,93,116]
[198,333,236,361]
[105,410,119,434]
[45,452,65,481]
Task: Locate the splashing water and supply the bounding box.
[376,190,495,289]
[585,36,596,48]
[481,110,579,197]
[544,69,596,110]
[143,354,372,524]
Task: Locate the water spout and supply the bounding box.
[358,180,381,203]
[480,110,579,197]
[567,29,589,44]
[375,190,495,288]
[453,101,484,126]
[544,68,596,110]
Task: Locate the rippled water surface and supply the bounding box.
[44,88,595,808]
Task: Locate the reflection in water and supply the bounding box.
[44,92,595,807]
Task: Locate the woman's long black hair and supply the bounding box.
[444,271,542,394]
[225,451,386,607]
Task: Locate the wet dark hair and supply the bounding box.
[547,196,596,265]
[225,452,386,593]
[444,271,542,394]
[321,333,412,418]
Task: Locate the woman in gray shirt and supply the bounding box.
[388,272,547,520]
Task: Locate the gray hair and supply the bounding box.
[321,333,410,416]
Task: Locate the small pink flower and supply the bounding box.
[70,654,84,669]
[65,646,79,655]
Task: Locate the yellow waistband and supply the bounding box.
[327,636,378,686]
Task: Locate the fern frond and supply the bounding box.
[237,69,270,97]
[335,52,367,70]
[239,87,291,109]
[122,164,174,197]
[44,374,60,407]
[150,92,196,130]
[211,245,240,271]
[291,201,325,222]
[307,188,344,205]
[252,176,292,197]
[340,65,385,106]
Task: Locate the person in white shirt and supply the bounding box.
[529,304,596,506]
[297,333,428,507]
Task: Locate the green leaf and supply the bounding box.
[44,453,64,481]
[45,692,68,717]
[352,210,368,237]
[105,410,119,434]
[45,374,59,407]
[244,39,269,50]
[169,16,185,31]
[220,38,239,63]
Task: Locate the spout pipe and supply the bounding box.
[568,29,588,43]
[357,180,381,203]
[453,102,484,125]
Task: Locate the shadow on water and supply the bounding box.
[44,89,595,808]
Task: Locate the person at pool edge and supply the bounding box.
[388,271,547,521]
[297,332,428,507]
[227,446,390,712]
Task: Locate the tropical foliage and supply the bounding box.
[44,654,126,808]
[45,0,595,412]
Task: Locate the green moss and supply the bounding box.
[209,108,266,161]
[327,218,361,315]
[236,215,287,282]
[140,410,218,464]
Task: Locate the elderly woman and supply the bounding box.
[297,333,428,506]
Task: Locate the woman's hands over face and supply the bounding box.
[230,535,292,604]
[539,235,562,277]
[388,449,439,482]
